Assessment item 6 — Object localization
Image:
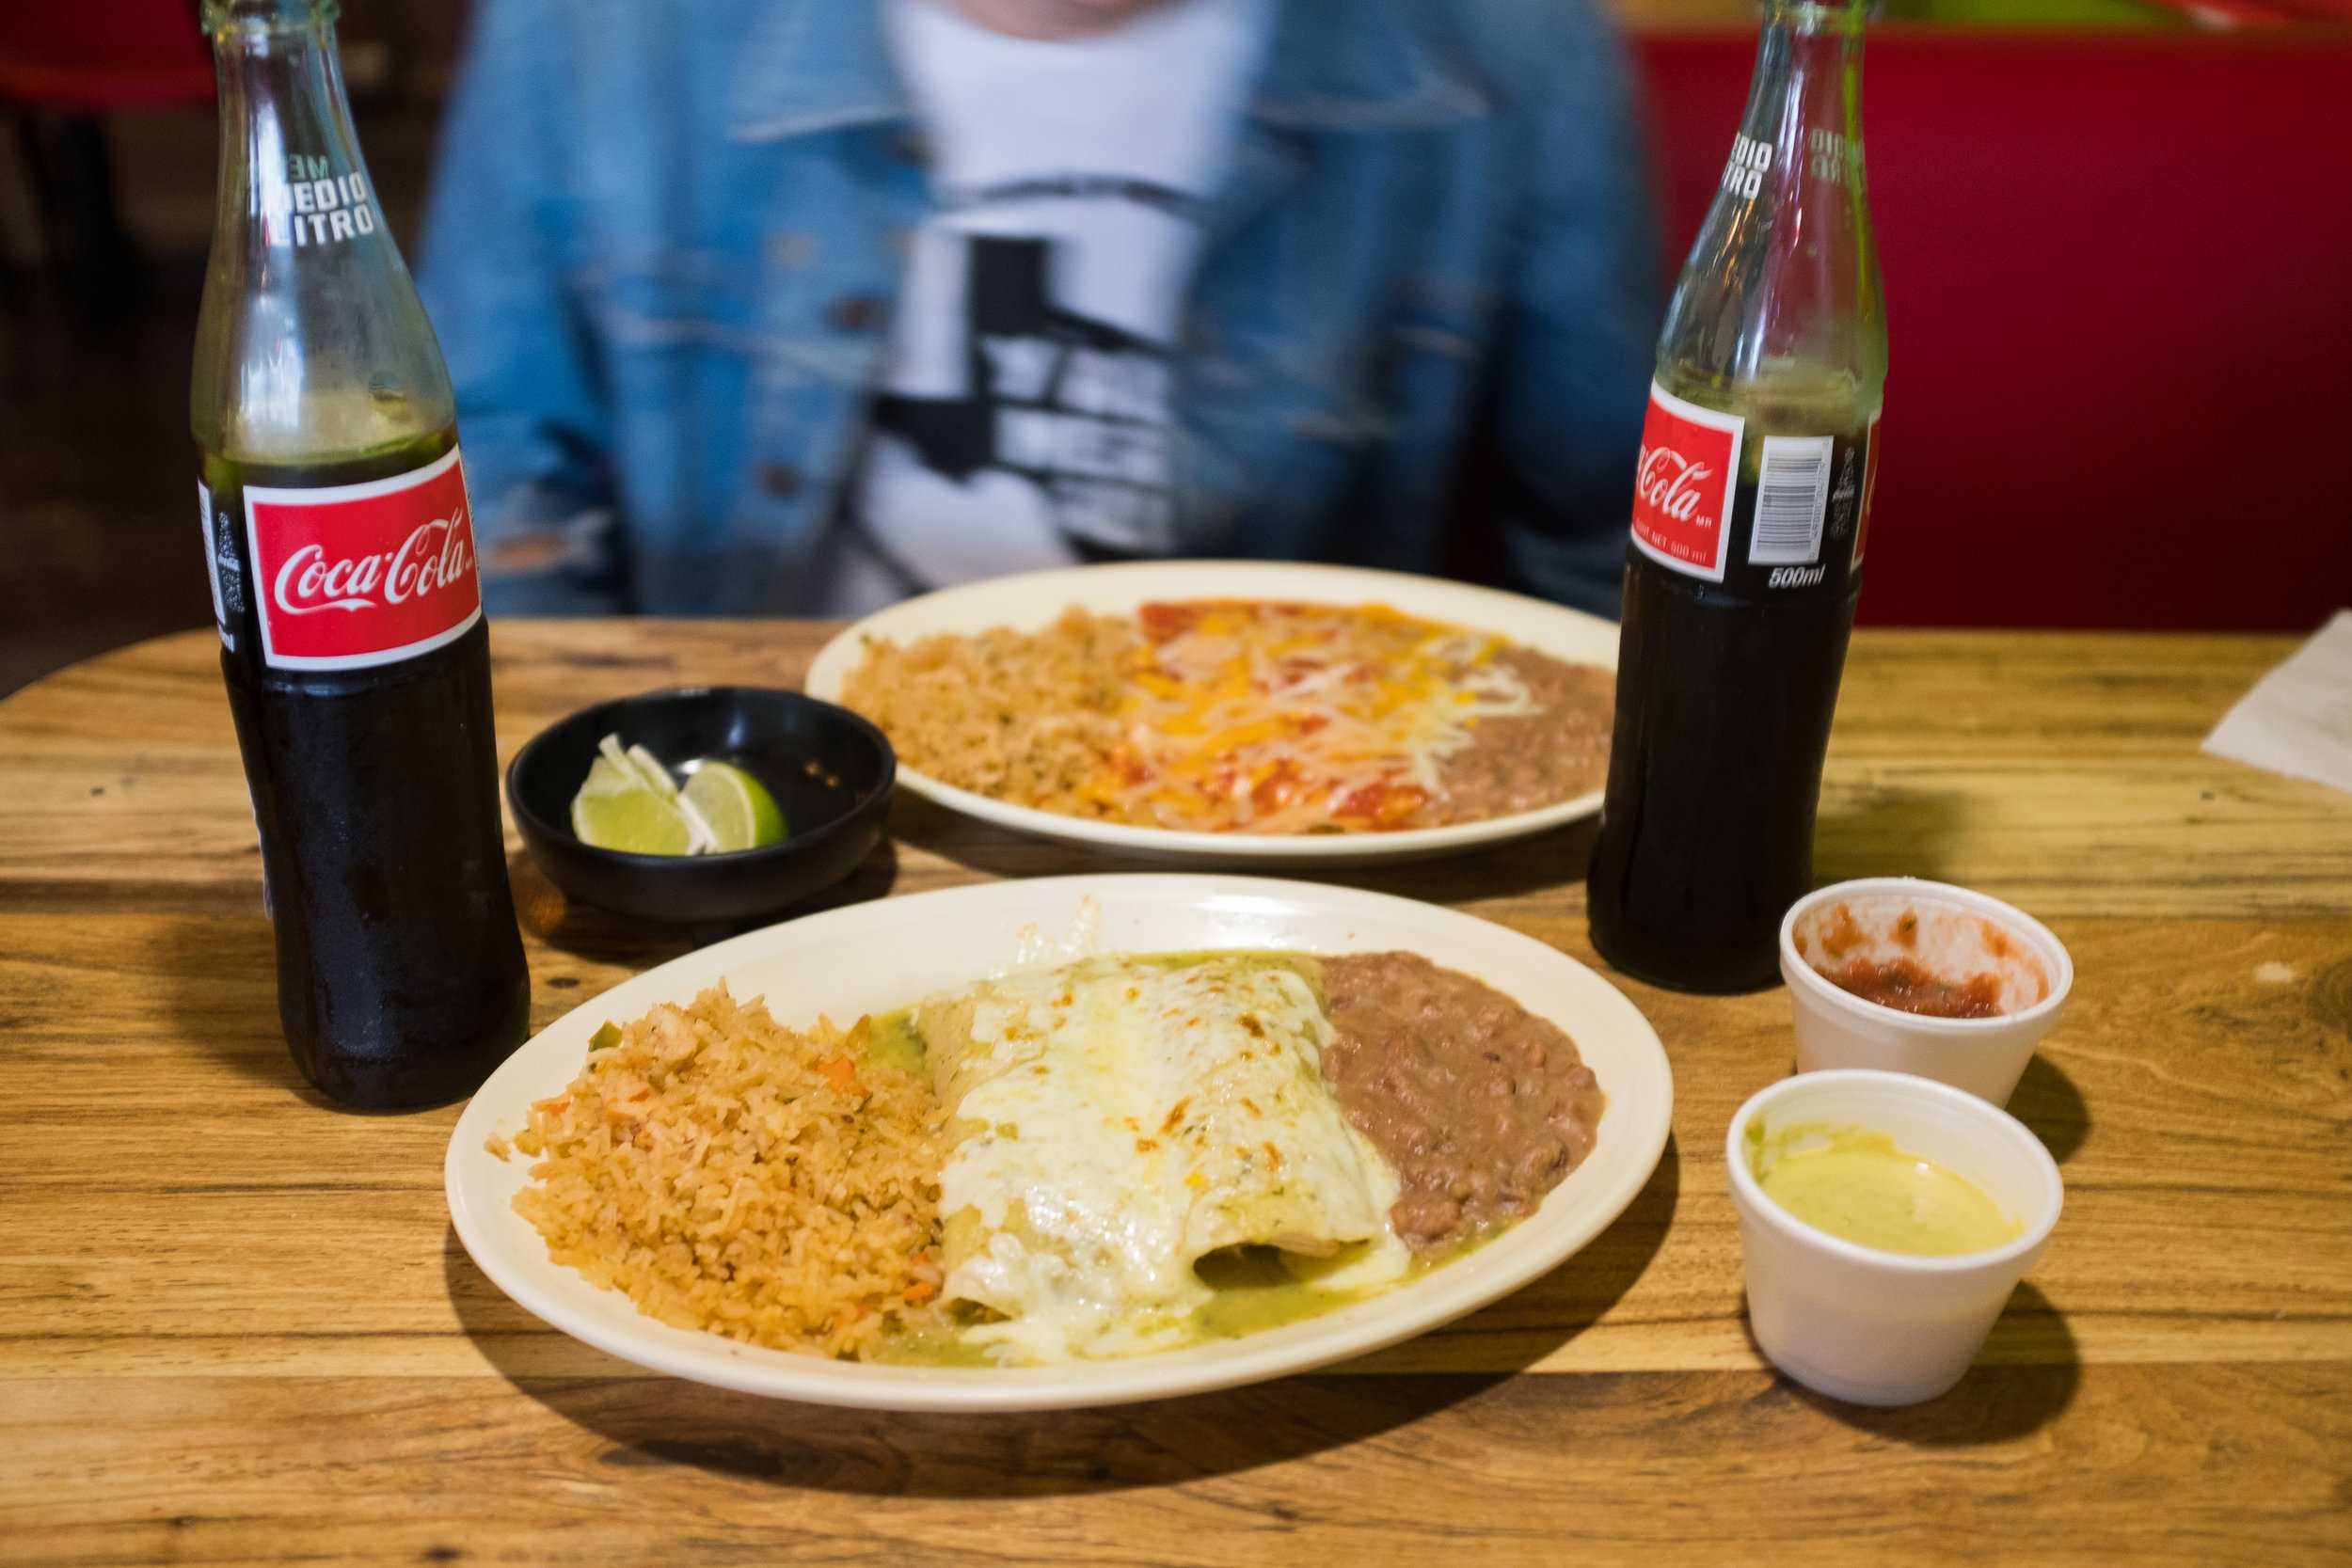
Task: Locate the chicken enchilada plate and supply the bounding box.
[446,876,1671,1411]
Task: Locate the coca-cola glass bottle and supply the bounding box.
[192,0,530,1106]
[1587,0,1888,992]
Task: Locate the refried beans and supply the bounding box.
[1433,649,1614,823]
[1317,952,1605,1248]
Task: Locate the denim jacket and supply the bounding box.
[419,0,1661,619]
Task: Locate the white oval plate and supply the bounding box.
[803,562,1619,865]
[447,875,1671,1412]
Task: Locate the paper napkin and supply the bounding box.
[2202,610,2352,798]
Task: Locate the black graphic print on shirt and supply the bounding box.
[865,224,1178,561]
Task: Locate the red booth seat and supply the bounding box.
[0,4,211,110]
[1634,28,2352,630]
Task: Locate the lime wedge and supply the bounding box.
[571,750,697,855]
[624,741,679,797]
[623,740,721,849]
[682,760,787,853]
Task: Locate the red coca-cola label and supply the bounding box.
[1630,382,1744,583]
[244,445,483,671]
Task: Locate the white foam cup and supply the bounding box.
[1781,878,2073,1105]
[1725,1069,2062,1406]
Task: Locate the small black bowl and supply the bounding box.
[506,686,896,925]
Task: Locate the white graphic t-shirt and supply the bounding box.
[814,0,1274,613]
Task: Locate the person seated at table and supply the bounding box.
[420,0,1661,620]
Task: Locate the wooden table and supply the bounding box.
[4,621,2349,1566]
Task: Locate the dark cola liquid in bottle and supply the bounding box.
[192,0,528,1106]
[1587,0,1888,993]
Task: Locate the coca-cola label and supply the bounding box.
[1630,385,1881,600]
[243,445,483,671]
[1631,382,1744,583]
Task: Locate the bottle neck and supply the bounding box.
[209,4,382,253]
[194,0,453,464]
[1738,3,1867,189]
[1657,0,1883,420]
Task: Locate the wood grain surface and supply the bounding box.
[2,621,2348,1567]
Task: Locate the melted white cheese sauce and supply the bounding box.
[938,958,1407,1362]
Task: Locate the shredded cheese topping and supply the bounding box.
[1086,600,1537,833]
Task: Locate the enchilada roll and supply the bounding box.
[915,953,1406,1363]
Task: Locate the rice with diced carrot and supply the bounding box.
[500,984,943,1359]
[838,608,1134,816]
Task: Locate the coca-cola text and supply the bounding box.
[1635,447,1716,525]
[1629,383,1742,581]
[244,445,483,670]
[272,515,474,617]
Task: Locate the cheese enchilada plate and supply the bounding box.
[802,562,1619,865]
[448,876,1670,1411]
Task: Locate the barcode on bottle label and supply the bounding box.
[1747,436,1834,566]
[198,481,230,647]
